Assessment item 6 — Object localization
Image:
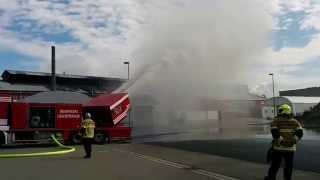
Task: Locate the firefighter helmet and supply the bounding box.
[85,112,92,119]
[278,104,292,115]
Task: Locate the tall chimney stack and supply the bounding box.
[51,46,56,91]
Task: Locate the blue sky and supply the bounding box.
[272,11,318,50]
[0,0,320,96]
[1,3,313,65]
[0,51,39,72]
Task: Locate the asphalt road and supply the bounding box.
[0,145,214,180]
[0,142,319,180]
[149,138,320,173]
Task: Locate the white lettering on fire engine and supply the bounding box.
[59,109,79,114]
[57,109,80,119]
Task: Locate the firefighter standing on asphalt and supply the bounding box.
[81,113,95,159]
[265,104,303,180]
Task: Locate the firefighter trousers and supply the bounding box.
[266,150,294,180]
[82,138,93,158]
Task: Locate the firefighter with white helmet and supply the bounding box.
[81,112,95,158]
[265,104,303,180]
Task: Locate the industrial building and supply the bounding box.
[280,87,320,97]
[262,96,320,119]
[0,70,126,101]
[131,85,266,136]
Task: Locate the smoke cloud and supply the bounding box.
[129,0,272,105]
[125,0,273,139]
[0,0,274,139]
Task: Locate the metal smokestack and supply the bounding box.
[51,46,56,91]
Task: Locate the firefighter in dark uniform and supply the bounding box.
[265,104,303,180]
[81,113,95,159]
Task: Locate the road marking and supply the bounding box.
[98,150,110,153]
[109,148,240,180]
[106,148,189,169]
[192,169,239,180]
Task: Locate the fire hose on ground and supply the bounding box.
[0,135,76,158]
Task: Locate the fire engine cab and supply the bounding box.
[0,92,131,146]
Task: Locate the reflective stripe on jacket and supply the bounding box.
[271,117,302,152]
[81,119,95,138]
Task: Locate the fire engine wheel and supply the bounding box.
[106,134,111,144]
[71,133,82,144]
[94,133,111,144]
[0,132,5,147]
[94,133,107,144]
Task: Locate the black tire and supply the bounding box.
[71,133,82,144]
[94,133,106,144]
[0,132,5,147]
[124,139,132,144]
[106,134,111,144]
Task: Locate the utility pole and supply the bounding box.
[123,61,130,80]
[269,73,276,117]
[123,61,131,127]
[51,46,56,91]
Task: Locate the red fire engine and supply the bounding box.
[0,93,131,146]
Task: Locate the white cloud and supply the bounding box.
[0,0,145,78]
[274,0,320,32]
[281,0,312,12]
[260,34,320,66]
[0,0,320,98]
[302,4,320,30]
[249,34,320,96]
[247,0,320,96]
[262,0,312,15]
[0,28,49,59]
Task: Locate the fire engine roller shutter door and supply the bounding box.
[0,102,9,125]
[11,103,29,129]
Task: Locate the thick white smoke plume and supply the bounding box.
[0,0,274,138]
[125,0,273,138]
[129,0,272,106]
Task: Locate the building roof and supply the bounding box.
[0,70,127,96]
[20,91,91,104]
[283,96,320,104]
[0,81,49,92]
[280,87,320,97]
[264,96,320,106]
[2,70,124,81]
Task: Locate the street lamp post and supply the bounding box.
[123,61,131,127]
[269,73,276,118]
[123,61,130,80]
